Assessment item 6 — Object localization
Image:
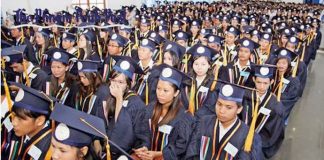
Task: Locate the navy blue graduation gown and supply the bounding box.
[186,115,264,160]
[145,103,195,160]
[194,90,219,120]
[242,90,285,158]
[20,64,48,91]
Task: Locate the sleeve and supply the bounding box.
[236,133,264,160]
[185,118,201,160]
[32,70,48,90]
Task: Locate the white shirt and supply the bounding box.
[234,60,250,72]
[219,117,238,141]
[22,62,35,79]
[139,59,154,70]
[259,91,267,103]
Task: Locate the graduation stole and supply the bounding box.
[76,92,96,114]
[136,67,151,104]
[180,54,191,73]
[54,83,71,104]
[272,71,286,101]
[7,136,24,160]
[20,66,40,87]
[256,44,272,65]
[103,57,114,82]
[194,76,211,112]
[151,123,173,152]
[231,64,250,86]
[207,119,241,160]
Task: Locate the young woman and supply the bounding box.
[76,60,108,115]
[134,66,194,160]
[162,41,186,69]
[95,56,150,159]
[43,49,79,108]
[77,29,101,61]
[34,28,54,74]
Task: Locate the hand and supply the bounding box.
[133,146,148,156]
[93,140,102,157]
[109,83,124,100]
[137,151,162,160]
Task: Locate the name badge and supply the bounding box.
[158,125,173,134]
[224,142,238,157]
[291,62,296,67]
[122,100,129,107]
[28,145,42,160]
[259,107,271,116]
[240,71,250,77]
[198,86,209,93]
[3,116,13,132]
[283,78,290,84]
[29,73,37,79]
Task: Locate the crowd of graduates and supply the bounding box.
[1,0,323,160]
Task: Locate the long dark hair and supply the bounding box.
[163,50,181,69]
[50,62,76,95]
[151,81,182,127]
[274,57,292,78]
[188,55,213,78]
[78,72,103,97]
[105,70,132,121]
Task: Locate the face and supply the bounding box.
[10,62,24,73]
[51,138,79,160]
[238,47,251,61]
[110,73,128,93]
[78,35,87,49]
[108,40,122,55]
[10,28,21,38]
[119,30,129,38]
[276,58,289,73]
[225,33,236,45]
[51,61,68,79]
[172,25,180,33]
[140,24,149,33]
[11,112,39,137]
[35,32,46,45]
[190,26,200,34]
[193,56,210,77]
[215,98,242,123]
[251,36,259,43]
[62,39,75,49]
[163,52,174,66]
[99,31,107,38]
[285,42,296,52]
[159,31,167,38]
[156,80,178,105]
[259,39,270,50]
[254,77,272,95]
[138,46,152,61]
[79,72,90,86]
[280,35,288,46]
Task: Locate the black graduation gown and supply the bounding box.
[101,55,115,82]
[21,65,48,91]
[241,90,285,158]
[2,125,52,160]
[219,61,255,88]
[86,51,101,62]
[194,90,219,120]
[145,103,195,160]
[186,115,264,160]
[75,85,105,116]
[96,92,150,158]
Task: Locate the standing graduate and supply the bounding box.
[2,83,55,160]
[186,82,264,160]
[134,66,195,160]
[96,56,150,159]
[2,45,47,91]
[241,65,285,158]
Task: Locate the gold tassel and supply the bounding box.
[292,57,299,78]
[210,65,220,91]
[223,45,228,66]
[21,27,25,43]
[158,45,163,64]
[145,81,149,105]
[53,34,58,47]
[134,28,139,49]
[277,74,284,102]
[188,80,196,115]
[96,36,102,59]
[244,92,259,152]
[22,61,31,87]
[1,66,13,111]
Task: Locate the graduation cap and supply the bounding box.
[110,33,128,47]
[287,36,301,46]
[173,30,190,41]
[260,32,272,41]
[148,31,165,45]
[205,34,224,45]
[242,25,255,34]
[158,25,168,32]
[278,27,294,37]
[217,81,247,105]
[221,15,231,23]
[77,60,100,72]
[62,31,77,42]
[37,28,52,37]
[82,29,96,42]
[140,18,151,25]
[100,22,113,33]
[191,19,201,27]
[200,28,212,36]
[156,64,191,88]
[187,43,214,60]
[250,29,261,39]
[274,47,297,62]
[9,82,55,115]
[253,64,276,79]
[226,26,240,36]
[1,45,27,64]
[112,56,144,79]
[172,19,184,26]
[1,40,13,48]
[163,41,186,60]
[47,48,76,65]
[140,38,157,51]
[236,37,260,51]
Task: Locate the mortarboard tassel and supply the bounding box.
[244,92,259,152]
[21,27,25,43]
[96,35,103,60]
[300,43,306,62]
[22,61,31,87]
[1,64,13,111]
[277,74,284,102]
[145,81,149,105]
[77,34,81,58]
[53,34,58,47]
[210,65,220,91]
[223,44,228,66]
[158,45,163,64]
[134,28,139,49]
[188,80,196,115]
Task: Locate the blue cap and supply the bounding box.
[163,41,186,59]
[260,32,272,41]
[47,48,76,65]
[191,19,202,26]
[200,28,212,36]
[187,44,214,60]
[37,28,52,37]
[287,36,301,46]
[279,27,294,36]
[1,45,27,63]
[158,25,168,32]
[110,33,128,47]
[173,30,190,41]
[274,47,297,62]
[253,65,276,79]
[62,32,76,41]
[140,38,156,51]
[226,26,240,36]
[242,25,254,34]
[82,29,96,42]
[119,25,132,33]
[10,82,55,115]
[112,56,144,79]
[156,64,191,88]
[205,34,224,45]
[250,29,261,39]
[140,18,151,25]
[237,37,260,52]
[172,19,184,26]
[148,31,165,44]
[50,103,106,147]
[218,81,245,104]
[77,60,100,72]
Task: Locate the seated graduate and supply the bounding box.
[219,37,259,88]
[77,29,101,61]
[50,103,134,160]
[42,49,79,108]
[134,65,195,160]
[2,82,55,160]
[271,48,301,121]
[186,82,264,160]
[241,65,285,158]
[95,56,150,159]
[2,45,47,91]
[75,60,108,115]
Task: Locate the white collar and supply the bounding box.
[139,59,154,70]
[67,47,77,54]
[24,121,49,143]
[227,44,236,50]
[23,62,34,78]
[259,91,267,102]
[219,117,238,141]
[235,60,250,71]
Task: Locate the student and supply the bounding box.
[134,66,195,160]
[241,65,285,158]
[221,26,240,63]
[77,29,101,61]
[189,20,202,45]
[2,45,47,90]
[34,28,54,67]
[255,32,278,65]
[162,41,186,69]
[186,82,264,159]
[96,56,150,159]
[173,30,191,49]
[219,37,259,88]
[61,31,78,57]
[2,83,55,160]
[43,49,79,108]
[76,60,108,115]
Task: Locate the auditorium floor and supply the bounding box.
[270,52,324,160]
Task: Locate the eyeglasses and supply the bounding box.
[110,79,127,85]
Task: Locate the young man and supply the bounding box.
[2,45,47,90]
[241,65,285,158]
[187,82,264,159]
[2,83,55,160]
